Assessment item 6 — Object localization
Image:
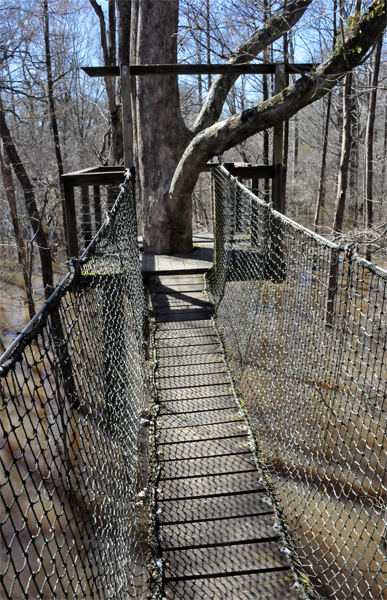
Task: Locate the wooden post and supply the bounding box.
[94,185,101,231]
[63,179,79,258]
[269,63,286,282]
[272,63,286,213]
[121,65,133,168]
[235,177,242,232]
[81,184,92,247]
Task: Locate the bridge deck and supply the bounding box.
[150,272,298,599]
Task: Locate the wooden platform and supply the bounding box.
[141,234,214,275]
[150,272,299,599]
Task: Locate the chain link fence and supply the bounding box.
[0,173,150,599]
[206,166,386,600]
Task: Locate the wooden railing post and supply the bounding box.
[81,184,92,247]
[121,65,133,168]
[63,179,79,258]
[272,63,286,213]
[93,185,101,231]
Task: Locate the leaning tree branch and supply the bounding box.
[191,0,315,135]
[171,0,386,217]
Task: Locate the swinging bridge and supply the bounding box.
[0,166,386,600]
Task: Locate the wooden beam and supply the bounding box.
[121,65,133,168]
[63,179,79,258]
[203,163,274,178]
[272,64,286,213]
[82,63,316,77]
[62,170,125,186]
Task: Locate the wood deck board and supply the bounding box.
[141,235,214,274]
[150,272,297,598]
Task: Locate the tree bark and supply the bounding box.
[0,94,54,298]
[134,1,192,254]
[0,142,35,319]
[364,36,383,261]
[117,0,131,65]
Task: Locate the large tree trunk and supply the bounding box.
[134,1,192,254]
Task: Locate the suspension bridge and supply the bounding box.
[0,167,386,600]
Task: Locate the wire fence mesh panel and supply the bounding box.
[206,166,387,600]
[0,173,150,600]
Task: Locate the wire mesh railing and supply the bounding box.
[206,166,386,600]
[0,172,150,600]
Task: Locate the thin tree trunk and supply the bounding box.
[381,94,387,197]
[364,36,382,261]
[289,34,299,178]
[0,142,35,319]
[333,73,353,233]
[43,0,66,240]
[349,94,359,227]
[263,0,270,203]
[90,0,122,163]
[282,5,289,215]
[0,94,54,298]
[206,0,211,91]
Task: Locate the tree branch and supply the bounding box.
[192,0,314,135]
[171,0,386,214]
[89,0,109,65]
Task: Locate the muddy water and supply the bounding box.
[0,260,67,353]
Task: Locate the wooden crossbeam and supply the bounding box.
[82,63,316,77]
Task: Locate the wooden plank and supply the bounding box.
[156,310,212,323]
[156,334,217,347]
[161,451,253,479]
[159,396,237,415]
[158,490,273,525]
[156,343,221,358]
[157,435,250,460]
[82,63,316,77]
[163,570,297,600]
[155,283,203,294]
[156,362,226,378]
[153,275,204,285]
[159,410,243,430]
[158,384,232,401]
[154,299,211,310]
[157,372,230,390]
[158,470,262,502]
[160,514,276,549]
[62,171,125,186]
[203,163,274,178]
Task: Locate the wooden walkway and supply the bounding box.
[149,270,299,599]
[141,234,214,275]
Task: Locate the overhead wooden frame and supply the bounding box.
[82,63,316,77]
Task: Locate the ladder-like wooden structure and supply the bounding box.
[149,267,299,599]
